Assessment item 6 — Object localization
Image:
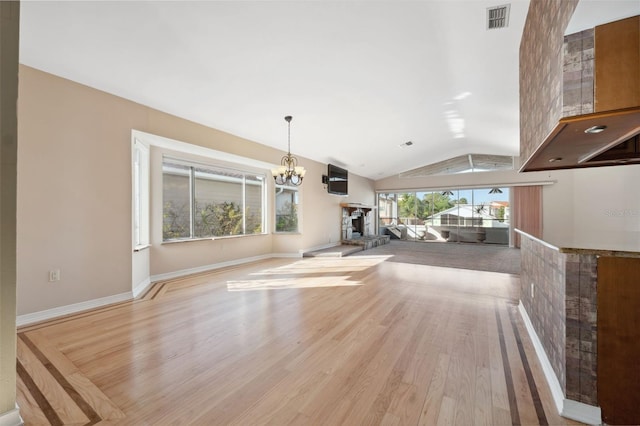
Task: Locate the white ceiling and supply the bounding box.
[17,1,637,180]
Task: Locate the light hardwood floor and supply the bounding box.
[17,254,584,425]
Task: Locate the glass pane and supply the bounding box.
[245,176,264,234]
[414,191,429,240]
[378,193,396,227]
[275,186,298,232]
[428,190,455,241]
[422,191,453,241]
[163,163,191,240]
[134,148,141,245]
[484,187,510,245]
[194,167,243,237]
[397,192,414,240]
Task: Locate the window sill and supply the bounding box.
[162,233,268,245]
[274,232,302,235]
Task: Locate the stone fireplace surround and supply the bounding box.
[340,203,389,250]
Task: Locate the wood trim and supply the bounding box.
[597,256,640,425]
[495,304,520,424]
[16,360,62,426]
[512,186,543,247]
[508,308,547,424]
[595,16,640,112]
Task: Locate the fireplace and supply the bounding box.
[340,203,373,240]
[340,203,390,250]
[351,216,365,237]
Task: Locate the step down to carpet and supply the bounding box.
[303,245,363,258]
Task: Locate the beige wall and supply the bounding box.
[17,65,374,316]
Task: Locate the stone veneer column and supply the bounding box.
[519,233,599,406]
[519,0,578,165]
[564,252,598,405]
[563,29,595,117]
[520,236,567,392]
[0,1,21,424]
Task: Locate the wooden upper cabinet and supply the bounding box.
[595,16,640,112]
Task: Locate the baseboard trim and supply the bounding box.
[270,252,303,258]
[302,241,341,254]
[518,302,602,425]
[132,277,152,298]
[518,302,565,413]
[0,404,23,426]
[17,252,318,327]
[561,398,602,426]
[17,292,132,327]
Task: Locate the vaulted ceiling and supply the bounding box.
[18,1,637,180]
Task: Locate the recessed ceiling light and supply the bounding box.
[585,125,607,134]
[549,157,563,163]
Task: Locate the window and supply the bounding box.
[377,187,510,245]
[133,139,150,248]
[275,185,299,232]
[162,158,265,241]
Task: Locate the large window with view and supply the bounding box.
[162,158,265,241]
[378,187,510,245]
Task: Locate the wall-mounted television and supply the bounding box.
[327,164,348,196]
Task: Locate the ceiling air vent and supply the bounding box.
[487,4,510,29]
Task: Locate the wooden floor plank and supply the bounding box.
[16,368,56,426]
[17,338,89,425]
[418,352,450,425]
[15,255,585,425]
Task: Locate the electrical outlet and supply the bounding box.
[49,269,60,282]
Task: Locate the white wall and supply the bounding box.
[543,165,640,251]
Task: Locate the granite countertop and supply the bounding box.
[557,247,640,258]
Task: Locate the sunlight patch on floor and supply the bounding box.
[227,255,392,291]
[251,255,393,276]
[227,276,363,291]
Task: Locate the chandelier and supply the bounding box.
[272,115,306,186]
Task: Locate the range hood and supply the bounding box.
[520,15,640,172]
[521,107,640,171]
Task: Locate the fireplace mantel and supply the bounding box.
[340,203,376,216]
